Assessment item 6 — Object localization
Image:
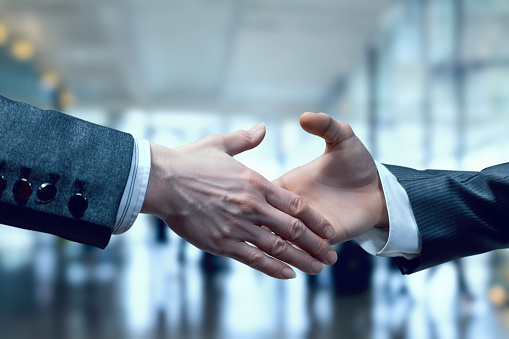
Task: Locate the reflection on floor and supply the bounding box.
[1,221,509,339]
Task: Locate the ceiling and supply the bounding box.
[0,0,397,112]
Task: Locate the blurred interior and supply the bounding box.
[1,0,509,338]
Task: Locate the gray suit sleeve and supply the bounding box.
[385,164,509,274]
[0,95,134,248]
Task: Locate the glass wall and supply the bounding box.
[1,1,509,338]
[338,1,509,337]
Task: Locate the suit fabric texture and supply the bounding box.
[0,95,134,248]
[386,163,509,274]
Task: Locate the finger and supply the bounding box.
[265,184,335,241]
[256,206,337,266]
[259,225,303,251]
[272,176,284,189]
[243,226,324,275]
[218,122,266,156]
[299,112,354,146]
[224,241,297,279]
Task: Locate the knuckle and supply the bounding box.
[243,170,261,188]
[213,240,234,257]
[246,250,264,268]
[248,174,261,188]
[337,121,354,137]
[270,236,288,257]
[209,231,227,253]
[287,218,305,242]
[218,133,235,152]
[334,121,355,144]
[236,194,257,215]
[313,239,328,258]
[289,196,306,217]
[236,129,253,141]
[205,133,222,145]
[218,224,236,239]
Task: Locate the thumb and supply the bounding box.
[220,122,266,156]
[299,112,354,146]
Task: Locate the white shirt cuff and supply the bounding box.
[113,137,151,234]
[355,161,421,259]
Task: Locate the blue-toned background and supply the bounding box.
[1,0,509,338]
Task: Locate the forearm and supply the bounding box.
[0,95,134,247]
[387,163,509,274]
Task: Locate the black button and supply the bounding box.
[0,176,6,193]
[68,193,88,218]
[37,183,57,203]
[13,179,32,200]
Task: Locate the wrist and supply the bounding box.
[141,143,171,217]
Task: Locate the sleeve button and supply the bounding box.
[68,193,88,218]
[37,183,57,203]
[13,179,32,200]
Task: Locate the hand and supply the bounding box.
[274,113,388,245]
[141,122,338,279]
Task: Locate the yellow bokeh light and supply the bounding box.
[59,89,75,109]
[0,23,7,45]
[490,285,507,307]
[41,71,60,90]
[11,40,34,61]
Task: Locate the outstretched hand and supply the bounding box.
[274,113,388,245]
[141,122,338,279]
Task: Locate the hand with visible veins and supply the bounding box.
[141,122,338,279]
[273,113,388,245]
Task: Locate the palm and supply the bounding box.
[274,113,386,244]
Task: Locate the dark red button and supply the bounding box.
[68,193,88,218]
[37,183,57,203]
[13,179,32,200]
[0,176,6,193]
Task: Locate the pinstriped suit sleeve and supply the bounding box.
[0,95,134,248]
[386,163,509,274]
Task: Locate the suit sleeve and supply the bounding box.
[0,95,134,248]
[385,163,509,274]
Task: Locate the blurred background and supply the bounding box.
[1,0,509,338]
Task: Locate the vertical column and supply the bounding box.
[453,0,466,169]
[421,0,433,167]
[367,45,379,159]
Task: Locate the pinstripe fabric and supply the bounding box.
[386,163,509,275]
[0,95,134,248]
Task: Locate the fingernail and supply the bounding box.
[282,267,296,279]
[250,122,265,132]
[326,250,338,265]
[324,226,335,239]
[312,261,323,274]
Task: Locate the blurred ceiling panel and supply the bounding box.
[0,0,397,109]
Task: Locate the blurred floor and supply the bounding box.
[1,227,509,339]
